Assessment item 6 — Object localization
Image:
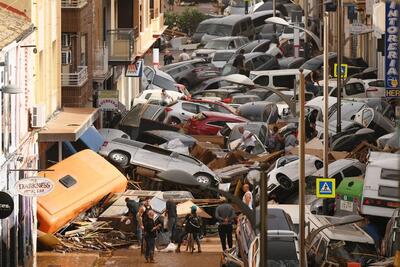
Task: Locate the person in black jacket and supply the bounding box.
[143,209,162,263]
[175,206,202,253]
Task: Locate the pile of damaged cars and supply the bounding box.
[36,11,400,265]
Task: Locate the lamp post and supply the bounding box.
[265,17,323,51]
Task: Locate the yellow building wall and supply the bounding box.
[32,0,61,119]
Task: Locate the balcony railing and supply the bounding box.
[61,66,88,87]
[61,0,88,8]
[93,46,109,79]
[107,29,134,63]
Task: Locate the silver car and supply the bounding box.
[99,138,220,186]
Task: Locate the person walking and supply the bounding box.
[215,202,236,251]
[235,126,256,153]
[165,200,177,243]
[137,197,153,254]
[242,183,253,210]
[232,49,246,75]
[143,209,162,263]
[176,206,202,253]
[163,50,174,65]
[178,48,190,61]
[124,198,142,245]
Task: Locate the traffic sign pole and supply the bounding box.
[299,69,306,267]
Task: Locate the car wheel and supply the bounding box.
[170,117,181,126]
[276,174,293,190]
[108,151,129,167]
[315,160,323,170]
[194,173,212,187]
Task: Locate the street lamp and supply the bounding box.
[265,17,323,51]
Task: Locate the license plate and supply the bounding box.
[340,200,353,212]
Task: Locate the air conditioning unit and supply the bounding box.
[31,104,46,128]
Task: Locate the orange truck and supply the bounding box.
[37,149,127,233]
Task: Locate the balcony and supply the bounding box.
[61,66,88,87]
[107,29,135,64]
[61,0,88,8]
[93,46,111,80]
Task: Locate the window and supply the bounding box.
[330,87,343,97]
[61,50,72,65]
[342,166,363,177]
[209,104,230,114]
[345,83,365,95]
[240,22,247,32]
[379,186,400,198]
[144,93,152,100]
[252,56,265,69]
[207,121,227,127]
[253,42,270,53]
[198,105,209,112]
[273,75,296,88]
[228,41,235,50]
[381,168,400,181]
[368,80,384,87]
[253,75,269,86]
[182,103,198,113]
[332,172,343,184]
[315,239,327,264]
[61,33,71,47]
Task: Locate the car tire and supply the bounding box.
[108,151,129,168]
[276,174,293,190]
[170,117,181,126]
[194,173,212,187]
[315,160,323,170]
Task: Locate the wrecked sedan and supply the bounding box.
[99,138,220,187]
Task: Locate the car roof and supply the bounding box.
[251,69,311,76]
[309,214,374,244]
[244,52,268,59]
[161,59,206,70]
[217,15,250,25]
[312,159,360,176]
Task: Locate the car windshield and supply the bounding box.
[221,64,236,76]
[267,237,299,267]
[203,24,233,36]
[153,75,178,91]
[214,52,235,61]
[327,240,377,263]
[205,40,229,49]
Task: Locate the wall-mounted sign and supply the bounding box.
[349,23,372,35]
[15,177,54,197]
[98,90,119,111]
[0,192,14,219]
[385,0,400,97]
[125,59,143,77]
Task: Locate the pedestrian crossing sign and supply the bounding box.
[316,178,336,198]
[334,63,348,78]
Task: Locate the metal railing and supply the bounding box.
[61,0,88,8]
[107,29,134,62]
[61,66,88,87]
[94,46,109,77]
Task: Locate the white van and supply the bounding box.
[361,152,400,218]
[224,0,264,15]
[249,69,312,90]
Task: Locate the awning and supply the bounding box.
[38,108,99,142]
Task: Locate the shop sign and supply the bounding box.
[14,177,54,197]
[126,59,143,77]
[98,90,119,111]
[0,192,14,219]
[385,0,400,97]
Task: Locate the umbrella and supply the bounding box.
[300,52,337,71]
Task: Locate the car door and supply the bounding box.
[133,145,170,170]
[181,102,200,121]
